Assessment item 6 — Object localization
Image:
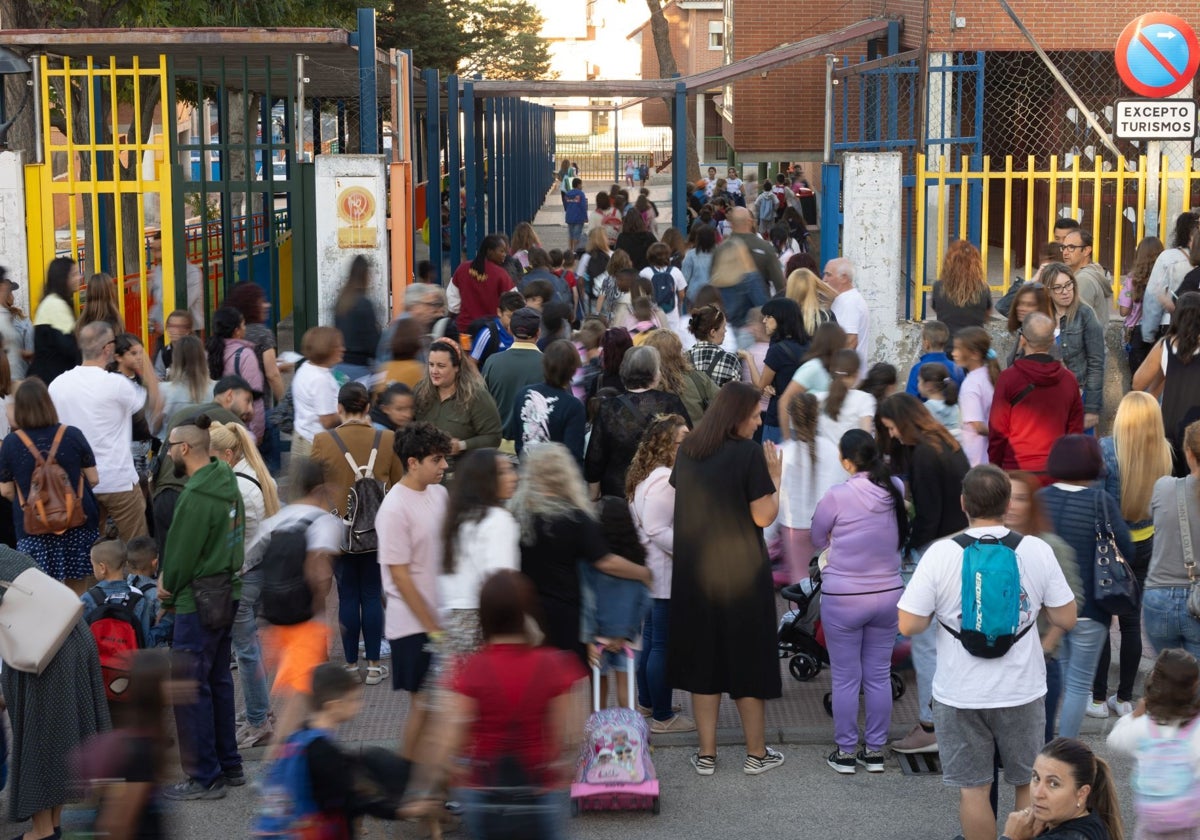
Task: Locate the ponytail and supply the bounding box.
[956,326,1000,386]
[919,362,960,407]
[823,348,860,421]
[838,429,910,550]
[1089,757,1124,840]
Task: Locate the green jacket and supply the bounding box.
[161,458,245,614]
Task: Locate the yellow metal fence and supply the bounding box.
[25,54,174,344]
[913,153,1200,320]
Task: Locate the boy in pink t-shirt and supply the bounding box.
[377,422,452,758]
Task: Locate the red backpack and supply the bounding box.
[85,586,145,701]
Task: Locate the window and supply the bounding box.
[708,20,724,50]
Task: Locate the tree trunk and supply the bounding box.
[644,0,701,182]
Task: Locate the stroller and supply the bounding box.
[778,561,909,716]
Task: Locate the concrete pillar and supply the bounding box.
[842,152,902,364]
[0,150,31,313]
[695,93,706,170]
[923,52,953,287]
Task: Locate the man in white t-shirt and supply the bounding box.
[50,321,159,541]
[377,421,452,759]
[824,258,872,373]
[897,465,1076,840]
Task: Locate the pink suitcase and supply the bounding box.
[570,647,660,815]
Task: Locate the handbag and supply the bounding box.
[1093,492,1138,614]
[191,573,235,631]
[1178,478,1200,620]
[0,566,84,674]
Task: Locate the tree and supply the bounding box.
[641,0,701,181]
[377,0,553,80]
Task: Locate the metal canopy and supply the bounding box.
[464,18,895,98]
[1,27,391,98]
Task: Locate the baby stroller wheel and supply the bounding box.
[890,670,905,701]
[789,652,821,682]
[822,691,832,716]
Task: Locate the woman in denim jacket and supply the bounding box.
[1044,263,1106,431]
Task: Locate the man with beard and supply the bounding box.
[151,375,253,555]
[160,413,247,800]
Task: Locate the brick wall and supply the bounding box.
[640,5,725,125]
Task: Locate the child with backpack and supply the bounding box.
[126,534,173,648]
[82,539,152,702]
[639,243,686,334]
[255,663,410,840]
[628,298,660,345]
[1107,648,1200,838]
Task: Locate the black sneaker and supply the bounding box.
[856,747,886,773]
[223,766,246,787]
[827,748,856,775]
[162,778,226,800]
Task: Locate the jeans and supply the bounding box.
[458,787,568,840]
[822,589,902,752]
[717,271,769,328]
[1055,616,1109,739]
[232,568,270,727]
[173,610,241,786]
[1142,587,1200,659]
[760,423,782,444]
[1044,653,1062,744]
[336,552,384,662]
[905,545,937,725]
[636,599,671,721]
[334,362,373,383]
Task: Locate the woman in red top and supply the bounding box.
[451,235,515,333]
[406,569,586,838]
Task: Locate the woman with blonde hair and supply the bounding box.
[932,239,993,337]
[641,329,716,426]
[1089,391,1174,718]
[785,268,836,341]
[512,443,651,665]
[76,271,123,336]
[210,418,281,749]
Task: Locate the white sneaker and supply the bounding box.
[744,747,785,775]
[1108,695,1134,717]
[1085,700,1109,719]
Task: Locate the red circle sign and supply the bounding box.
[1116,13,1200,98]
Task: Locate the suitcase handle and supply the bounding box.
[590,644,637,712]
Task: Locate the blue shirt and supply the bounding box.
[905,351,965,399]
[563,189,588,225]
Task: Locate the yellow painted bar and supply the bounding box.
[24,165,48,303]
[108,59,125,316]
[935,154,947,281]
[1158,150,1169,242]
[1046,156,1058,242]
[1112,159,1126,297]
[152,54,174,347]
[1024,156,1036,281]
[957,155,969,243]
[1002,156,1013,285]
[1069,155,1080,222]
[1090,156,1102,268]
[980,155,991,287]
[914,153,927,321]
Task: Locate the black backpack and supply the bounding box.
[257,512,321,626]
[329,429,387,554]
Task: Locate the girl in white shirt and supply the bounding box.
[437,449,521,661]
[627,413,694,733]
[816,349,877,451]
[779,392,842,584]
[953,326,999,467]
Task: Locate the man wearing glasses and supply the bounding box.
[1060,229,1113,320]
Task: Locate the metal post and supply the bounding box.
[823,55,837,164]
[91,75,112,275]
[356,7,379,154]
[463,80,479,258]
[471,80,485,241]
[295,55,307,162]
[447,75,462,266]
[422,68,442,284]
[485,98,497,235]
[613,102,620,182]
[32,55,43,164]
[820,162,841,267]
[672,81,687,234]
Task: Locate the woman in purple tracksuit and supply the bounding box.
[810,429,910,775]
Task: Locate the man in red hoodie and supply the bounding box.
[988,311,1084,475]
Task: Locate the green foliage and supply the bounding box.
[378,0,553,80]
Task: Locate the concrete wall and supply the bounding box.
[313,155,389,328]
[0,151,31,314]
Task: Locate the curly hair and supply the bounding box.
[640,329,690,395]
[938,239,987,308]
[625,413,687,500]
[1144,648,1200,725]
[413,338,486,415]
[510,443,594,545]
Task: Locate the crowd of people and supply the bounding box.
[1,189,1200,840]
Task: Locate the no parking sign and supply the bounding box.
[1115,13,1200,98]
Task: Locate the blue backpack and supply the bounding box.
[940,532,1030,659]
[650,268,676,313]
[254,728,347,840]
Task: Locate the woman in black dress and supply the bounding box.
[668,382,785,777]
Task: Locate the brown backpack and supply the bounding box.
[15,426,86,536]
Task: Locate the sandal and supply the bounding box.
[365,664,390,686]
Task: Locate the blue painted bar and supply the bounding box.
[356,8,378,153]
[447,75,462,266]
[463,81,479,256]
[422,68,442,284]
[820,162,841,269]
[672,81,687,235]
